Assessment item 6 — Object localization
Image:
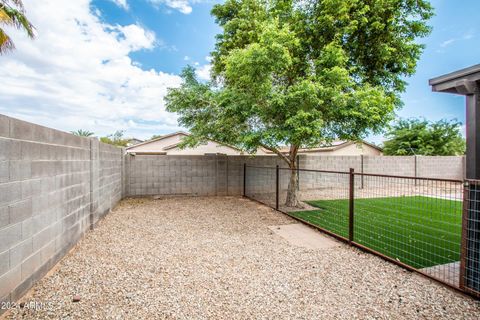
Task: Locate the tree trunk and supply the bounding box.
[285,159,302,208]
[262,143,301,208]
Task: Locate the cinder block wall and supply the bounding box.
[416,156,465,179]
[226,155,285,196]
[125,154,289,197]
[126,155,221,196]
[125,154,465,197]
[95,143,123,223]
[363,156,415,176]
[0,115,124,308]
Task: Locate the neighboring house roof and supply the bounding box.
[125,131,188,150]
[125,131,253,155]
[265,140,383,154]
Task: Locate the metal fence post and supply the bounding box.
[360,155,364,189]
[276,165,279,211]
[349,168,355,243]
[460,180,469,290]
[243,163,246,197]
[414,155,418,186]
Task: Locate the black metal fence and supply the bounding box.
[244,164,480,298]
[462,180,480,296]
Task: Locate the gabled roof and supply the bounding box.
[125,131,189,150]
[125,131,244,153]
[265,140,383,154]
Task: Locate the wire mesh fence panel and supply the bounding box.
[462,180,480,297]
[280,168,350,240]
[242,163,477,292]
[353,174,463,287]
[245,165,276,208]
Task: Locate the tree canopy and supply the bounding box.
[382,118,465,156]
[0,0,35,54]
[165,0,433,206]
[100,130,131,147]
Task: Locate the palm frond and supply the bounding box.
[2,6,34,38]
[0,27,14,53]
[71,130,95,137]
[0,8,10,22]
[1,1,25,11]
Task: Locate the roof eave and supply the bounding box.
[125,131,189,150]
[429,64,480,95]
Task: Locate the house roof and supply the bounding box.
[126,134,381,154]
[265,140,383,154]
[125,131,244,153]
[125,131,189,150]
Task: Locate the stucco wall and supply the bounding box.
[125,134,183,153]
[125,133,257,155]
[326,143,382,156]
[167,140,243,155]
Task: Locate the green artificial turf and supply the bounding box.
[290,196,462,269]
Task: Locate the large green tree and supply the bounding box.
[166,0,433,207]
[0,0,35,54]
[383,118,465,156]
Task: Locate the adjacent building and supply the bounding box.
[268,140,383,156]
[125,132,263,155]
[125,132,382,156]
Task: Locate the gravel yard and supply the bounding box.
[4,196,480,319]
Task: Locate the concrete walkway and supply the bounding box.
[268,224,340,250]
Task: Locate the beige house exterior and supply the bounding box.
[265,140,383,156]
[126,133,382,156]
[125,132,268,155]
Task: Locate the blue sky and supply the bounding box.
[0,0,478,144]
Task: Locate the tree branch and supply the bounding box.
[260,143,291,165]
[288,144,299,168]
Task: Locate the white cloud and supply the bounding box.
[184,55,190,60]
[440,30,475,48]
[0,0,183,139]
[148,0,194,14]
[110,0,129,10]
[195,64,211,81]
[440,38,455,48]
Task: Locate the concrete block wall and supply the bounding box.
[363,156,415,176]
[416,156,465,180]
[126,155,220,196]
[126,153,465,199]
[95,143,123,223]
[299,155,361,172]
[226,155,285,196]
[0,115,124,309]
[298,155,360,190]
[229,154,465,195]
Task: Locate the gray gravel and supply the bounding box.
[5,196,480,319]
